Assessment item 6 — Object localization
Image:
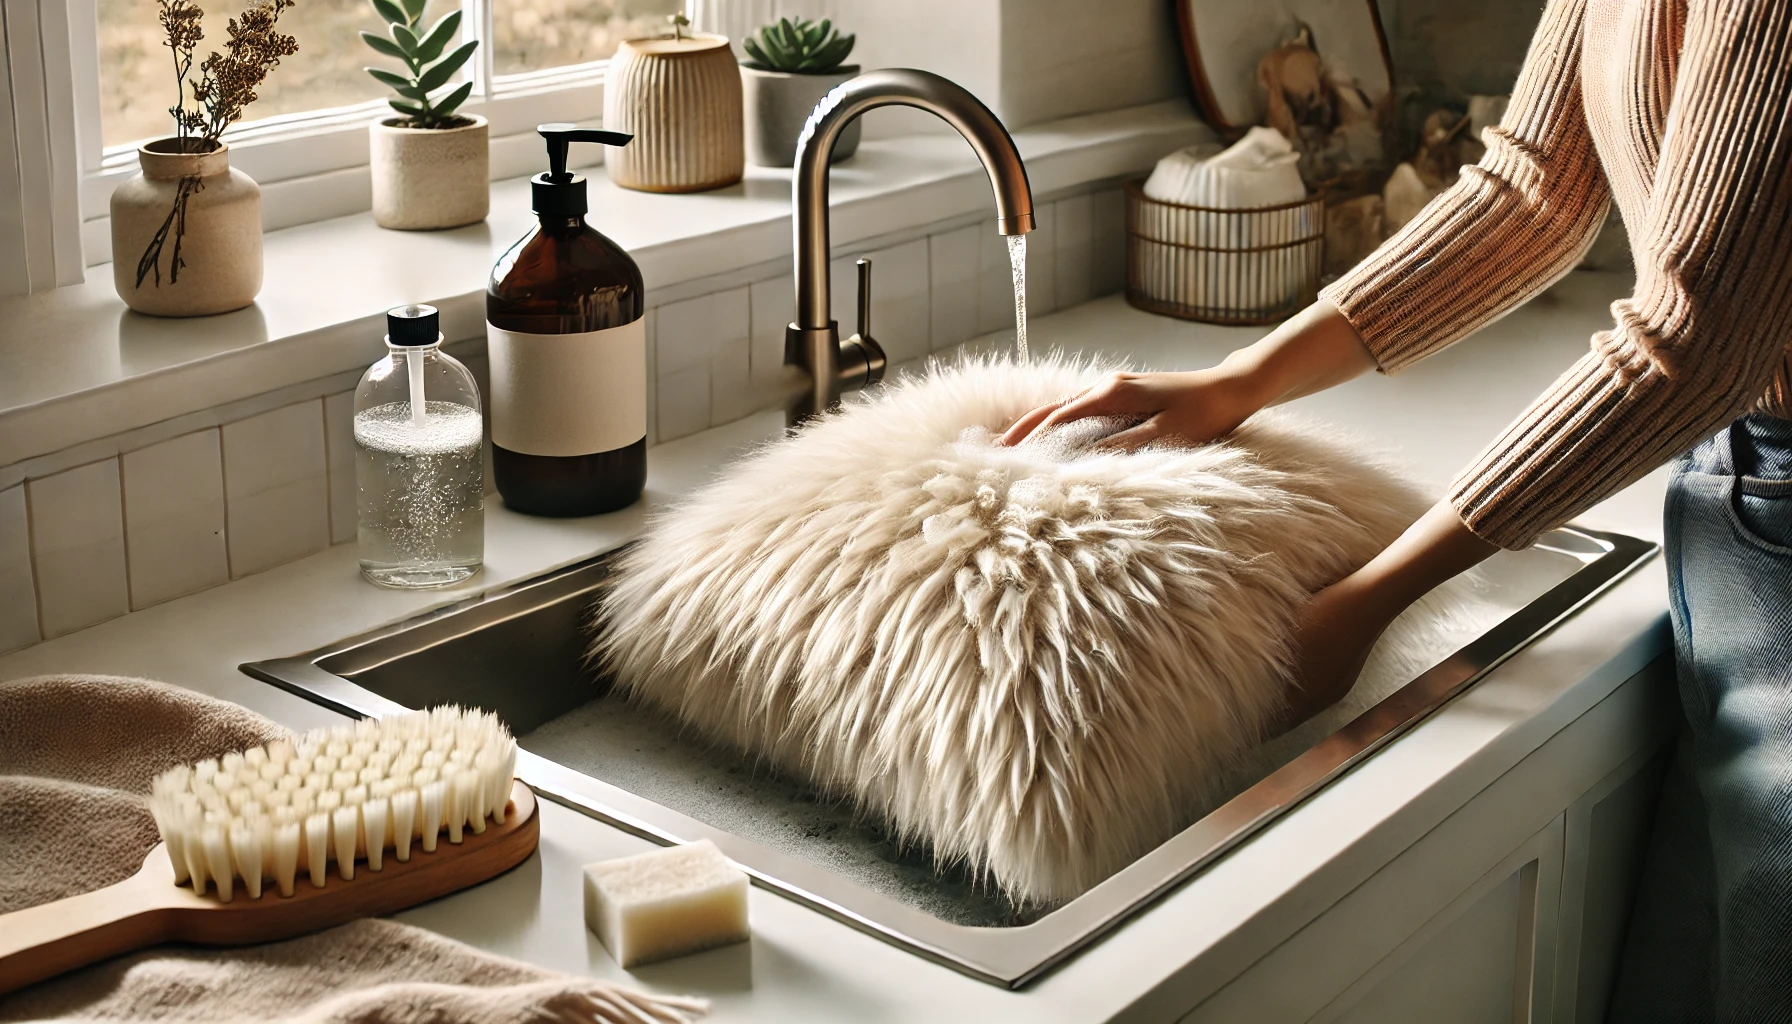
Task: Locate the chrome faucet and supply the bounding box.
[785,69,1036,424]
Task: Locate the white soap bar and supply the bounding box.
[583,839,750,968]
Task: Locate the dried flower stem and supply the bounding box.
[135,174,205,288]
[140,0,298,293]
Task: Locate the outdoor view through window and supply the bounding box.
[97,0,684,148]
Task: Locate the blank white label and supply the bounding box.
[488,319,647,457]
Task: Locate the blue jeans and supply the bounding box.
[1607,415,1792,1023]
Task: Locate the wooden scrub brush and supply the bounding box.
[0,706,539,995]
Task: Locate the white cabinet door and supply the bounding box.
[1179,815,1565,1024]
[1551,747,1669,1022]
[1317,822,1563,1024]
[1174,656,1677,1024]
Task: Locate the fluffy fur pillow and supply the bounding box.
[594,357,1433,905]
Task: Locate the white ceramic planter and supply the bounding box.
[741,65,860,168]
[111,139,261,317]
[370,114,490,230]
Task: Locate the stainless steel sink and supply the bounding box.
[243,525,1655,988]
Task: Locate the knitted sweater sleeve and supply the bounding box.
[1448,0,1792,547]
[1318,0,1612,373]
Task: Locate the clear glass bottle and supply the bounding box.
[354,304,484,588]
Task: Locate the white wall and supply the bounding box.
[996,0,1183,128]
[692,0,1186,136]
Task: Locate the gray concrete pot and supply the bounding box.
[741,65,860,168]
[370,114,489,230]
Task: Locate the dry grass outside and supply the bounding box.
[98,0,684,148]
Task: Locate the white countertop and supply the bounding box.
[0,274,1673,1022]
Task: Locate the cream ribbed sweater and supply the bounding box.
[1320,0,1792,548]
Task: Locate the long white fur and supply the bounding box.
[595,357,1439,905]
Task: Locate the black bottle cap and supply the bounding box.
[386,303,440,346]
[533,123,633,216]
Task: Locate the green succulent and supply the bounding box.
[361,0,478,128]
[742,17,855,74]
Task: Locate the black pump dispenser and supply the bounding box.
[531,123,633,216]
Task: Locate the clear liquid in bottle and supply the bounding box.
[353,304,485,589]
[355,401,484,588]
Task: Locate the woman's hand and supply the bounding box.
[1278,500,1502,730]
[1001,300,1377,449]
[999,367,1268,450]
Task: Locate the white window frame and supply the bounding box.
[70,0,634,265]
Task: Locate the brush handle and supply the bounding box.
[0,781,539,997]
[0,867,184,995]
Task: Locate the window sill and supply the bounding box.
[0,100,1206,473]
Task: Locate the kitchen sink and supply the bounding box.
[243,524,1655,988]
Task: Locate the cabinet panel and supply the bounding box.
[1551,747,1669,1022]
[1180,817,1562,1024]
[1329,863,1531,1024]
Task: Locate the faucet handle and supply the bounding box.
[839,258,886,389]
[854,258,872,342]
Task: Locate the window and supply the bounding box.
[493,0,682,77]
[97,0,455,147]
[78,0,685,259]
[96,0,682,149]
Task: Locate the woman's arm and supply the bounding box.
[1445,0,1792,549]
[1006,0,1608,449]
[1279,501,1498,727]
[1322,0,1609,373]
[1298,0,1792,712]
[1000,299,1374,448]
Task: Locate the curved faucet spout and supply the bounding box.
[785,69,1035,424]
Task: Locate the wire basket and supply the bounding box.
[1124,179,1325,325]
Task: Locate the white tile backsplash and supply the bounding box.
[1055,192,1097,309]
[748,277,789,387]
[656,287,750,379]
[1092,187,1127,297]
[929,224,981,351]
[323,391,357,545]
[223,400,330,578]
[658,362,711,442]
[709,335,756,425]
[121,430,228,610]
[0,485,38,653]
[28,459,129,638]
[831,238,932,367]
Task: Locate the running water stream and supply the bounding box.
[1007,234,1029,363]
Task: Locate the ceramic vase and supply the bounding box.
[111,139,261,317]
[603,34,744,193]
[370,114,490,230]
[740,65,860,168]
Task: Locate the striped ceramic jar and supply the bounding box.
[603,34,745,194]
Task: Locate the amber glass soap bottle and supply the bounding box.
[487,124,645,517]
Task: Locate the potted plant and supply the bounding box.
[110,0,296,317]
[739,17,859,168]
[361,0,486,230]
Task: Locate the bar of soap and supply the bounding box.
[583,839,750,967]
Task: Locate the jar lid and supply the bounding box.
[386,304,440,346]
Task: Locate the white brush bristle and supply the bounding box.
[149,706,517,902]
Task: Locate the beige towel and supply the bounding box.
[0,675,707,1024]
